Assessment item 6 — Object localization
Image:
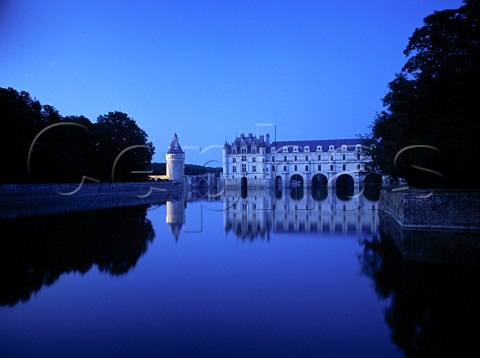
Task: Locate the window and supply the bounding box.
[252,157,256,162]
[306,155,309,161]
[305,146,309,152]
[241,148,247,154]
[293,146,298,152]
[305,165,309,171]
[318,165,321,171]
[318,155,321,160]
[241,155,246,162]
[233,158,236,163]
[294,155,297,161]
[272,166,275,171]
[330,165,333,171]
[294,165,298,171]
[283,165,287,171]
[252,148,256,154]
[242,164,247,172]
[330,155,333,160]
[252,165,256,172]
[272,156,275,162]
[232,166,236,172]
[357,164,361,170]
[357,154,360,160]
[283,147,288,152]
[284,155,287,161]
[342,164,346,171]
[342,154,346,160]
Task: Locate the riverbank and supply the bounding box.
[0,182,182,219]
[379,189,480,230]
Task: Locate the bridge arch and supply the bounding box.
[335,173,354,200]
[289,174,304,188]
[198,178,209,196]
[275,175,282,189]
[312,174,328,201]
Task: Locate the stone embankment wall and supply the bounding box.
[379,189,480,230]
[0,182,181,219]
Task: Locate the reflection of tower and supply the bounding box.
[166,133,185,181]
[166,200,186,241]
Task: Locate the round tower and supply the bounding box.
[166,133,185,181]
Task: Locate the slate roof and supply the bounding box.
[167,134,184,154]
[271,139,360,153]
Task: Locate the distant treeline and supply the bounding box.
[1,87,154,184]
[149,162,222,176]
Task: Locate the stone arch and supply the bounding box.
[198,178,209,196]
[275,175,282,189]
[335,174,354,200]
[241,176,248,198]
[289,174,304,188]
[312,174,328,201]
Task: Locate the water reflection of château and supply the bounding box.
[223,187,379,241]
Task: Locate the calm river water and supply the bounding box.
[1,187,478,357]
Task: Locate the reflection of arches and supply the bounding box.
[336,174,354,200]
[364,173,382,201]
[290,174,304,188]
[198,179,209,196]
[275,188,282,199]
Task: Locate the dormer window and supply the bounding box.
[329,145,334,151]
[271,147,276,153]
[304,146,310,152]
[293,146,299,152]
[283,147,288,153]
[241,147,247,154]
[317,146,322,152]
[342,145,347,151]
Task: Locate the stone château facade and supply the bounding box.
[222,132,369,188]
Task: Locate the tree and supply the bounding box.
[93,111,155,182]
[363,0,479,188]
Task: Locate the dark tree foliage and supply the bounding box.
[0,205,155,307]
[360,230,480,357]
[93,111,154,182]
[0,87,155,183]
[363,0,479,188]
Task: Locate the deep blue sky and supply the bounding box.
[0,0,463,165]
